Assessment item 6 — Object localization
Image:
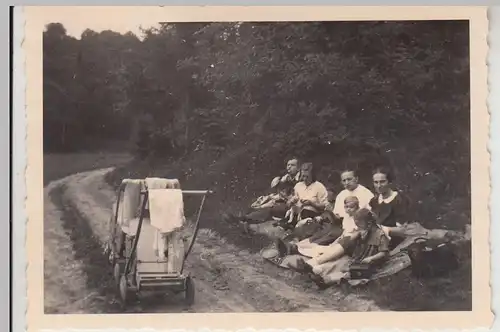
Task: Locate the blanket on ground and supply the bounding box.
[260,222,470,286]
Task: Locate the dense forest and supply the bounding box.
[43,20,471,229]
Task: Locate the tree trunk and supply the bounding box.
[183,94,190,155]
[61,122,66,148]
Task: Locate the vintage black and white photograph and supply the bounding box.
[33,7,489,323]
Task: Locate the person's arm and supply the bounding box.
[280,174,291,184]
[394,193,410,223]
[302,184,328,211]
[287,188,300,207]
[250,195,268,209]
[258,197,277,209]
[301,199,324,211]
[332,192,344,218]
[384,226,406,237]
[361,232,390,264]
[362,188,375,210]
[385,194,410,236]
[361,251,389,264]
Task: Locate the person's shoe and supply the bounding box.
[274,219,287,229]
[295,258,313,274]
[276,219,293,230]
[275,238,288,257]
[309,273,329,290]
[288,243,299,255]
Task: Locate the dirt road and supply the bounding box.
[44,168,381,314]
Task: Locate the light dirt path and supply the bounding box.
[44,168,381,313]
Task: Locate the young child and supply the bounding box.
[346,208,390,267]
[275,196,362,257]
[306,195,360,247]
[295,208,390,281]
[340,196,360,233]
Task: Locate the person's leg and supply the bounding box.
[295,240,347,273]
[312,224,344,245]
[242,207,273,224]
[387,226,407,238]
[309,224,329,242]
[307,233,357,267]
[270,203,288,219]
[389,235,405,251]
[275,237,299,256]
[306,243,346,266]
[293,222,322,241]
[289,209,319,229]
[314,233,340,246]
[300,209,319,220]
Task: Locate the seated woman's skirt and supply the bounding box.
[291,222,343,244]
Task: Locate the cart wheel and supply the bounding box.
[119,275,129,306]
[185,276,195,305]
[113,263,121,290]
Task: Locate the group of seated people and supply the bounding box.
[225,158,410,287]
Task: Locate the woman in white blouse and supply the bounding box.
[286,162,329,227]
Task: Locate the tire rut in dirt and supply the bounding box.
[50,184,122,313]
[192,235,333,312]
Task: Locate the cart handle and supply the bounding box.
[123,191,148,277]
[138,190,215,195]
[182,190,215,195]
[110,183,126,242]
[180,192,210,274]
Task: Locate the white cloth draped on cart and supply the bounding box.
[145,177,185,266]
[144,178,181,209]
[148,188,186,233]
[118,179,144,230]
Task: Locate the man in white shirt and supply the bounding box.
[333,170,374,219]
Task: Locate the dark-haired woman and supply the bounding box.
[369,167,409,249]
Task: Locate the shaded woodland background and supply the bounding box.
[44,20,470,229]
